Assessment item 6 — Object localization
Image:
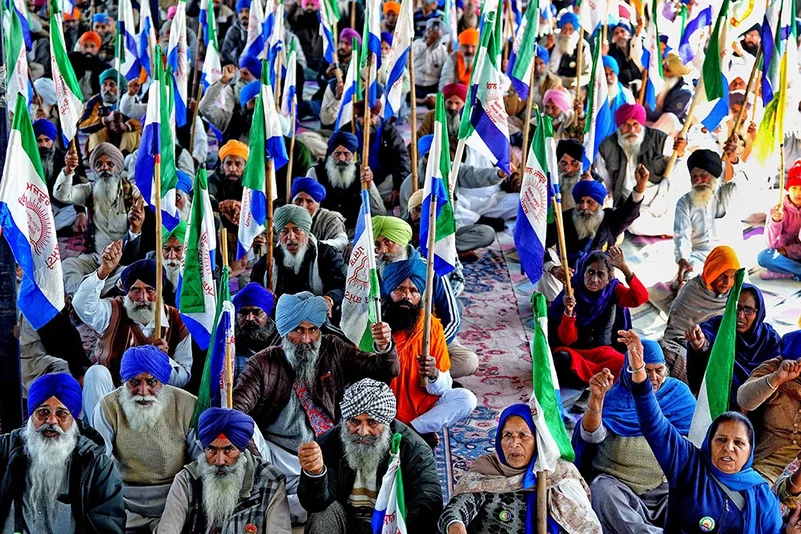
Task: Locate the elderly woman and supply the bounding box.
[548,248,648,387]
[738,331,801,483]
[438,404,601,534]
[686,284,782,403]
[621,329,785,534]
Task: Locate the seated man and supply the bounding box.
[411,19,449,103]
[417,83,465,160]
[68,31,111,100]
[549,12,592,88]
[91,346,201,532]
[157,408,292,533]
[381,258,477,447]
[556,139,586,212]
[75,255,192,418]
[297,378,442,533]
[645,53,693,127]
[291,177,348,252]
[602,56,634,117]
[440,29,478,90]
[542,88,577,141]
[0,374,125,533]
[77,69,141,155]
[318,29,361,127]
[209,139,250,263]
[233,282,280,381]
[233,292,397,522]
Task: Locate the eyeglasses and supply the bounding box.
[34,407,71,423]
[736,305,757,317]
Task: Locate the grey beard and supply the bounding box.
[690,184,717,209]
[39,147,56,179]
[199,454,247,527]
[164,260,181,288]
[573,208,604,240]
[101,91,117,105]
[284,335,322,386]
[617,129,644,157]
[118,384,172,432]
[93,171,123,211]
[22,418,78,519]
[559,171,580,198]
[446,110,461,139]
[557,33,578,55]
[376,247,408,275]
[325,157,357,189]
[123,294,156,325]
[280,240,309,274]
[340,423,392,474]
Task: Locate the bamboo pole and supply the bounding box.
[551,195,573,297]
[503,0,514,64]
[536,472,548,534]
[637,69,648,105]
[154,155,164,336]
[220,227,233,408]
[662,77,706,178]
[420,191,437,389]
[266,159,275,289]
[779,144,787,214]
[362,55,373,170]
[188,74,204,156]
[520,66,537,174]
[189,22,203,132]
[409,41,420,192]
[722,45,761,183]
[285,98,297,203]
[275,49,284,112]
[571,26,585,127]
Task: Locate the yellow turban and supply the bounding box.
[372,216,413,247]
[218,140,249,162]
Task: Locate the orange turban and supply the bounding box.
[701,246,740,289]
[459,28,479,46]
[218,140,249,162]
[383,1,400,14]
[79,31,102,48]
[64,7,81,20]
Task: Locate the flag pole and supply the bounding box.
[546,133,572,296]
[520,68,537,173]
[503,0,514,64]
[154,154,164,336]
[722,45,761,183]
[285,97,297,203]
[572,27,585,127]
[220,227,233,408]
[420,191,437,389]
[188,73,204,156]
[448,139,466,196]
[409,42,420,193]
[637,68,648,104]
[663,77,705,178]
[266,158,275,289]
[189,23,203,130]
[536,471,547,534]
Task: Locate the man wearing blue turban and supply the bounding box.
[0,374,126,532]
[233,283,281,380]
[602,55,635,118]
[33,118,84,233]
[158,408,292,533]
[607,20,641,87]
[550,11,592,88]
[291,177,348,252]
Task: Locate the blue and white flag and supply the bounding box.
[280,42,297,123]
[371,433,407,534]
[583,32,613,170]
[116,0,141,81]
[361,0,381,107]
[6,4,31,111]
[138,0,157,78]
[10,0,32,49]
[267,0,285,88]
[243,0,266,59]
[381,0,413,118]
[578,0,607,34]
[167,0,190,126]
[319,7,336,64]
[507,0,539,100]
[678,3,712,63]
[634,0,664,111]
[200,0,223,87]
[335,44,359,129]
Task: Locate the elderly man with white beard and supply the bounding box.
[156,408,292,534]
[418,83,466,160]
[297,379,442,534]
[91,346,202,533]
[0,374,125,533]
[548,12,591,89]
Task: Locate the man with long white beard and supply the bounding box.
[77,69,142,155]
[232,283,280,380]
[157,408,292,534]
[75,254,193,419]
[92,346,201,533]
[0,374,125,533]
[674,149,740,285]
[233,292,398,522]
[548,12,591,88]
[297,379,442,533]
[602,56,634,117]
[645,53,693,129]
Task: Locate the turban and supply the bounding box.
[162,220,187,246]
[558,12,579,30]
[701,246,740,290]
[28,373,82,420]
[176,169,193,194]
[89,142,124,171]
[535,44,550,64]
[571,179,607,205]
[80,31,102,48]
[120,258,168,293]
[383,1,400,14]
[443,83,467,103]
[556,139,584,163]
[340,28,362,47]
[787,160,801,190]
[120,345,173,384]
[33,119,57,141]
[602,55,619,75]
[687,148,722,178]
[274,204,313,234]
[64,7,81,20]
[663,52,691,76]
[33,78,57,106]
[327,130,359,154]
[642,339,665,365]
[408,189,424,211]
[167,5,178,19]
[340,378,397,426]
[198,408,255,450]
[783,331,801,360]
[381,256,427,299]
[239,55,262,78]
[542,89,573,114]
[459,28,479,46]
[301,0,318,7]
[614,103,646,126]
[275,292,329,337]
[291,177,327,203]
[219,139,249,162]
[729,90,747,108]
[372,216,413,247]
[353,94,384,118]
[614,19,633,34]
[233,283,276,315]
[426,18,444,32]
[236,0,250,10]
[381,31,393,46]
[99,68,123,87]
[239,80,261,108]
[93,12,110,23]
[418,134,434,156]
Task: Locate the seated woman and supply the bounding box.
[548,247,648,388]
[738,330,801,483]
[620,329,785,534]
[686,284,782,404]
[438,404,601,534]
[758,160,801,281]
[659,245,741,383]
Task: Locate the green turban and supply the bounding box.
[372,216,412,247]
[162,221,187,246]
[274,204,313,234]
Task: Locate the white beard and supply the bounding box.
[283,335,322,386]
[559,171,581,199]
[22,418,78,519]
[690,183,717,209]
[617,129,645,157]
[325,157,357,190]
[178,197,192,222]
[661,76,680,93]
[339,423,392,474]
[199,454,247,528]
[123,294,156,325]
[164,259,181,288]
[573,208,605,240]
[376,247,408,275]
[557,32,579,55]
[93,172,123,215]
[118,384,172,432]
[280,240,309,274]
[608,81,619,100]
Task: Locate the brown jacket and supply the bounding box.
[232,335,399,431]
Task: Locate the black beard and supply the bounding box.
[741,40,758,56]
[236,322,276,353]
[383,298,422,333]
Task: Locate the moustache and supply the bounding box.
[37,423,65,436]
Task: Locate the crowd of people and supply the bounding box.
[3,0,801,531]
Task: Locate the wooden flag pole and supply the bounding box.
[420,191,437,390]
[188,75,204,156]
[520,67,538,174]
[663,78,706,178]
[551,196,573,297]
[409,42,420,193]
[637,68,648,104]
[189,24,203,128]
[722,45,762,183]
[536,472,548,534]
[362,55,373,161]
[275,50,284,112]
[571,26,585,127]
[503,0,514,64]
[285,98,297,203]
[154,155,164,336]
[266,159,275,289]
[220,227,233,408]
[779,144,787,215]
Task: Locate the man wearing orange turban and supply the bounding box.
[440,28,479,89]
[382,1,400,33]
[69,31,112,99]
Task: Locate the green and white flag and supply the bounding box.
[6,3,30,111]
[49,0,84,143]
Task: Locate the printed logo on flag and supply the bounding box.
[520,167,548,221]
[22,182,60,267]
[344,244,371,305]
[483,81,506,123]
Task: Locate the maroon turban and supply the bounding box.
[614,103,646,127]
[442,83,467,103]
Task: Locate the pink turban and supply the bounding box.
[542,89,573,114]
[614,103,646,127]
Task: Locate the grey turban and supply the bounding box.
[340,378,397,426]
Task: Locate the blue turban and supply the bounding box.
[381,257,427,299]
[327,130,359,154]
[783,331,801,359]
[235,0,251,12]
[381,31,393,45]
[233,282,276,315]
[33,119,57,141]
[291,177,327,203]
[239,80,261,108]
[239,55,262,78]
[571,179,607,205]
[120,345,173,384]
[120,259,168,293]
[535,44,550,64]
[418,134,434,156]
[99,68,123,86]
[642,338,665,364]
[613,19,633,35]
[176,170,193,194]
[28,373,83,420]
[93,12,110,23]
[602,55,619,75]
[275,292,329,338]
[558,12,579,30]
[198,408,255,450]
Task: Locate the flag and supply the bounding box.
[514,110,555,284]
[361,0,381,107]
[583,32,613,170]
[49,0,83,143]
[529,291,574,470]
[335,42,360,129]
[678,2,712,62]
[200,0,223,88]
[465,11,511,174]
[167,0,190,126]
[578,0,607,34]
[760,0,783,106]
[9,0,31,49]
[689,269,745,446]
[178,166,218,350]
[341,189,380,351]
[138,0,157,77]
[280,41,298,123]
[0,97,64,330]
[381,0,413,118]
[634,0,664,111]
[135,46,181,232]
[507,0,539,100]
[694,1,732,132]
[6,4,30,111]
[371,433,407,534]
[243,0,266,59]
[319,7,336,64]
[420,94,457,276]
[443,0,459,50]
[115,0,141,81]
[267,0,285,88]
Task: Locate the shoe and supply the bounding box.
[420,432,440,449]
[476,216,506,232]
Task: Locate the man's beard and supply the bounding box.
[22,418,78,519]
[559,170,580,198]
[123,294,156,325]
[225,171,243,184]
[613,37,629,52]
[280,240,309,274]
[93,170,123,210]
[119,383,172,432]
[236,320,277,352]
[607,80,619,99]
[383,298,422,333]
[199,453,247,528]
[283,335,322,386]
[690,183,717,209]
[617,128,644,157]
[573,207,604,240]
[461,52,475,66]
[660,76,679,94]
[557,32,579,55]
[339,423,392,474]
[376,247,408,274]
[741,39,759,56]
[164,259,181,288]
[101,90,116,105]
[446,108,461,139]
[325,156,358,190]
[39,146,56,179]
